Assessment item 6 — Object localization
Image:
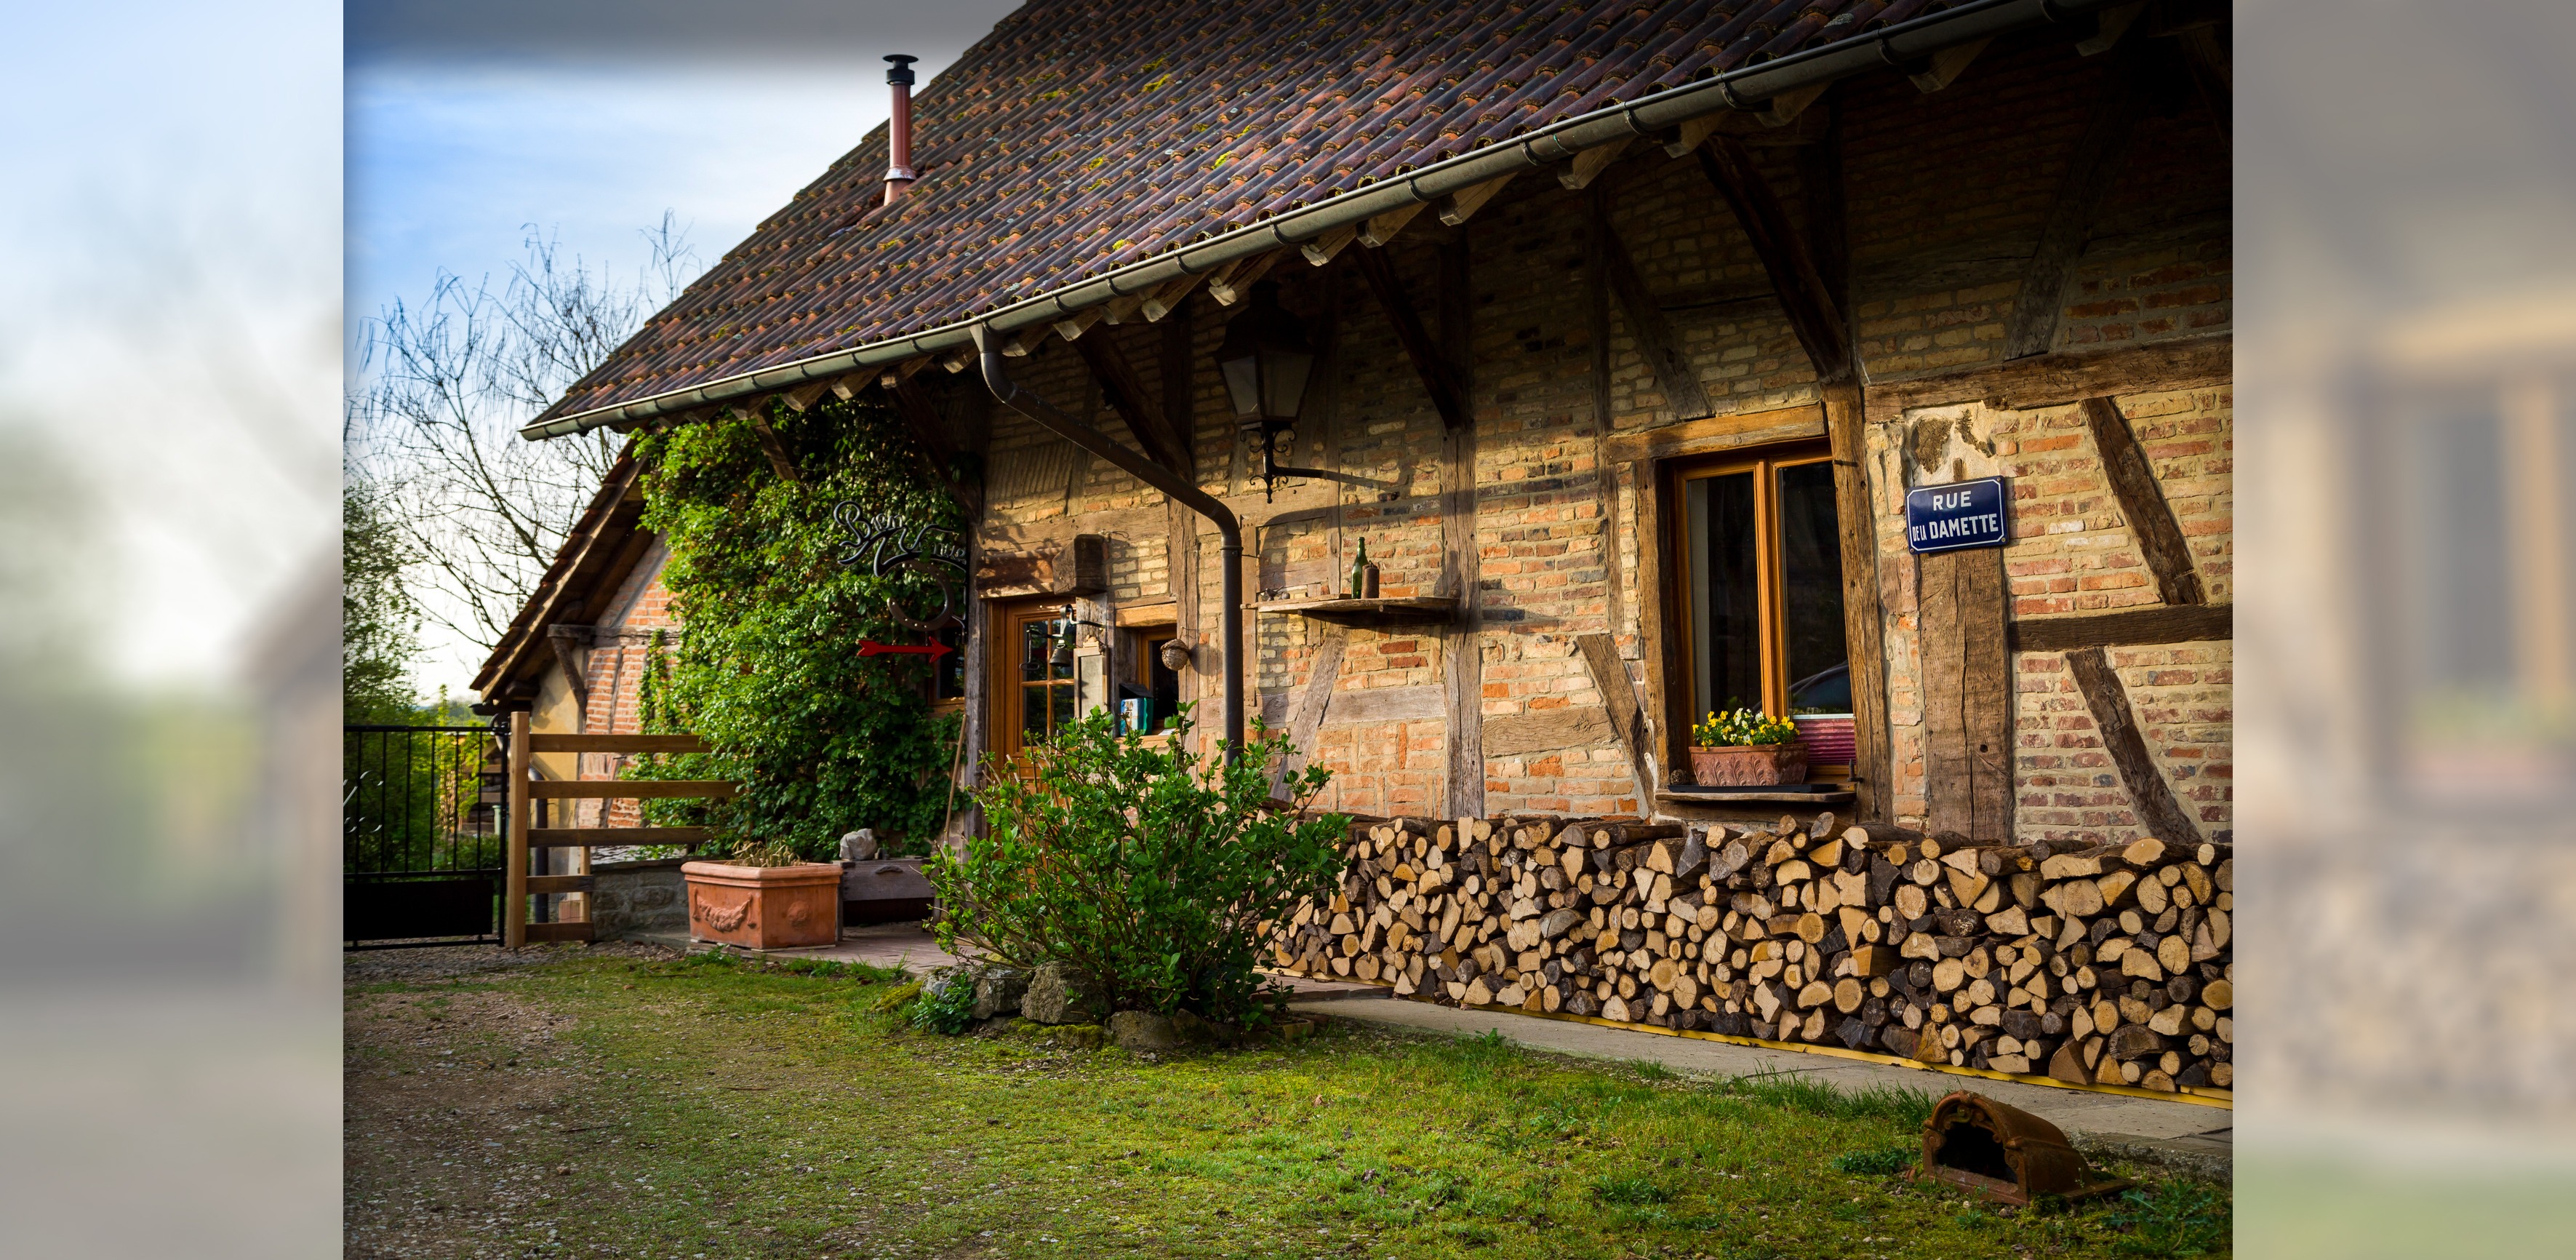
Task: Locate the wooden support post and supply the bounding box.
[1436,236,1484,818]
[2001,57,2140,359]
[1594,184,1715,420]
[2063,645,2202,846]
[1271,630,1346,800]
[1801,101,1892,822]
[505,715,529,949]
[1919,547,2012,840]
[2081,396,2205,606]
[1827,386,1893,821]
[1576,634,1653,805]
[1075,330,1191,477]
[1353,244,1470,431]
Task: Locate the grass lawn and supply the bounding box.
[343,946,2228,1259]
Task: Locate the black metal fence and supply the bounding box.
[344,724,505,947]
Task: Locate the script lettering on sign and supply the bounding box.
[831,501,969,631]
[1904,477,2012,554]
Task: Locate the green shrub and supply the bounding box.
[929,709,1347,1025]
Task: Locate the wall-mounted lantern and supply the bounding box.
[1217,281,1317,500]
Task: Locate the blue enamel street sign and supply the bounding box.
[1905,477,2011,554]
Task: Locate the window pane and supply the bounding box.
[1020,620,1050,682]
[1776,460,1851,714]
[1023,683,1047,738]
[1686,471,1762,719]
[1050,679,1075,730]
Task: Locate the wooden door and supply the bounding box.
[991,600,1081,766]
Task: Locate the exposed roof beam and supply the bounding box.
[1353,245,1469,431]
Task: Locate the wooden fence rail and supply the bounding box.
[505,727,732,949]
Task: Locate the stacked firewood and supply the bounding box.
[1268,813,2234,1095]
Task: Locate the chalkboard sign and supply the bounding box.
[1905,477,2011,554]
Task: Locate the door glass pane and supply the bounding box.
[1051,679,1076,730]
[1021,619,1051,682]
[1023,683,1047,738]
[1776,460,1852,714]
[1686,471,1762,719]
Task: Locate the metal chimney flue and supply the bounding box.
[884,54,919,205]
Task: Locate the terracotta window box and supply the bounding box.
[1687,742,1809,786]
[681,861,843,950]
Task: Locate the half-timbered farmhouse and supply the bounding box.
[483,0,2234,1094]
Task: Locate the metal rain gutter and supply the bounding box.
[522,0,2129,441]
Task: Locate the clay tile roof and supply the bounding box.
[536,0,1976,426]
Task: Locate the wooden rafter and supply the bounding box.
[1353,244,1469,431]
[735,404,803,483]
[1693,135,1853,385]
[1593,184,1715,420]
[2001,55,2141,359]
[1074,330,1191,478]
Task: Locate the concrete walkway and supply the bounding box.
[646,924,2229,1170]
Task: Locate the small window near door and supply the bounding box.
[932,623,967,703]
[1671,442,1853,770]
[1127,631,1182,733]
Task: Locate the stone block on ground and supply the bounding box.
[1108,1010,1180,1051]
[972,967,1029,1021]
[1020,961,1102,1025]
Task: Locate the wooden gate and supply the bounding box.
[505,727,735,947]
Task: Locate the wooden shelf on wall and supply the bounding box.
[1252,595,1461,625]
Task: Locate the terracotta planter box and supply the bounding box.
[681,861,842,950]
[1688,742,1809,786]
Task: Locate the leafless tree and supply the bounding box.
[348,215,699,654]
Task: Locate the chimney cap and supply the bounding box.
[884,54,918,87]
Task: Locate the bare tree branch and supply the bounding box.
[347,220,700,655]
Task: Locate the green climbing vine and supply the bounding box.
[623,396,966,858]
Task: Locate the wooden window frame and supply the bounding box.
[1660,439,1853,770]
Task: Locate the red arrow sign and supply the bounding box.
[857,639,954,662]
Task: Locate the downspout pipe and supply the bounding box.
[969,325,1247,764]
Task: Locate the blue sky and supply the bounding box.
[345,2,1021,692]
[346,2,1024,356]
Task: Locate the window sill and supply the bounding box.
[1658,784,1856,806]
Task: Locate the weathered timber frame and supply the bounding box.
[1866,335,2233,842]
